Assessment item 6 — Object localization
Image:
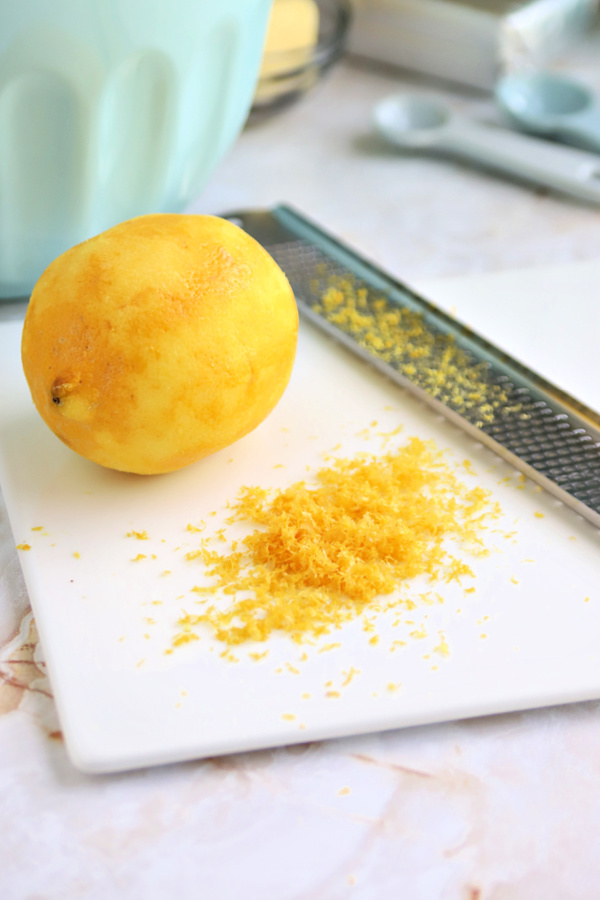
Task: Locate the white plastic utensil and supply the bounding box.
[496,71,600,154]
[374,93,600,204]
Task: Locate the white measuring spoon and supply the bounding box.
[496,71,600,154]
[374,93,600,204]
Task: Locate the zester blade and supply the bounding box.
[223,205,600,530]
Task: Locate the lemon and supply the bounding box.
[21,214,298,475]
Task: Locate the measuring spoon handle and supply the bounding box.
[555,107,600,154]
[439,118,600,204]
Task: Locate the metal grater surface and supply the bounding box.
[224,205,600,529]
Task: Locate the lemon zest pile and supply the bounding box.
[177,437,498,647]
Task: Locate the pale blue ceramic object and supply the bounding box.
[0,0,272,299]
[495,71,600,155]
[374,93,600,205]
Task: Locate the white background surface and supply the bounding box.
[4,34,600,900]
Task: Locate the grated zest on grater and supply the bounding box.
[223,205,600,529]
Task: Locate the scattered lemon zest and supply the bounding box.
[341,667,361,687]
[313,277,522,427]
[172,632,200,647]
[16,543,31,551]
[185,549,205,561]
[409,627,427,640]
[433,635,450,657]
[127,530,149,540]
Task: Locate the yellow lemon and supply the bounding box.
[21,214,298,475]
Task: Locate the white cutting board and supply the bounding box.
[1,259,600,774]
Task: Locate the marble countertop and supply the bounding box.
[4,40,600,900]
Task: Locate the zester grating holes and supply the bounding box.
[225,205,600,528]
